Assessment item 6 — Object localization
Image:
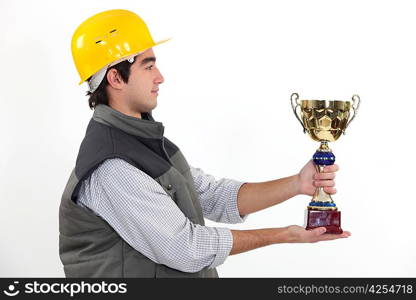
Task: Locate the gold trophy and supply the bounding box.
[290,93,360,233]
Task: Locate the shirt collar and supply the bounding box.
[92,104,165,138]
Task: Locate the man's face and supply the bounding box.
[123,48,164,114]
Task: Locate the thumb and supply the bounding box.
[310,227,327,236]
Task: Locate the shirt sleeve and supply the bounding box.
[76,158,233,273]
[190,166,248,224]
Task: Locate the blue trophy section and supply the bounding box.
[313,151,336,166]
[308,201,336,207]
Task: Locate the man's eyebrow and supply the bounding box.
[139,56,156,66]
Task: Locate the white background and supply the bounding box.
[1,0,415,277]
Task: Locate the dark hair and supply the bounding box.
[86,59,134,110]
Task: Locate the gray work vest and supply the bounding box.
[59,104,218,278]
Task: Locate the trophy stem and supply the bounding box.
[311,164,334,206]
[306,141,343,234]
[308,141,336,210]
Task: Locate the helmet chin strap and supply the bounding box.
[88,54,138,93]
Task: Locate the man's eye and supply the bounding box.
[146,65,154,70]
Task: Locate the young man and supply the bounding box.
[59,9,350,278]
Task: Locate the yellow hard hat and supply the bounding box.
[71,9,171,85]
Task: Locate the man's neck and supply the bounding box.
[108,101,142,119]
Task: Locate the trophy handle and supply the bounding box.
[290,93,306,133]
[344,94,360,134]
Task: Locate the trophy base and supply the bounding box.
[305,208,343,234]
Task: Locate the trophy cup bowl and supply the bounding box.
[290,93,360,234]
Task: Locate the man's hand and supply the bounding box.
[296,160,339,196]
[229,225,351,255]
[286,225,351,243]
[236,159,339,215]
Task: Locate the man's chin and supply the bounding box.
[145,100,157,112]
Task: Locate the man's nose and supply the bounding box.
[155,69,164,84]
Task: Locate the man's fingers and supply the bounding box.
[308,227,327,237]
[323,187,337,194]
[304,228,351,243]
[313,165,338,190]
[313,180,335,187]
[323,164,339,173]
[314,173,335,180]
[314,231,351,242]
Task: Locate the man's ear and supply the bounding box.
[106,69,124,89]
